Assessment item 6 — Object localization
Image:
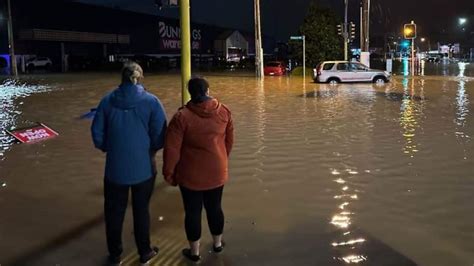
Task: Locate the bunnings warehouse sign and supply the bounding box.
[158,21,202,50]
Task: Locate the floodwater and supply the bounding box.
[0,63,473,266]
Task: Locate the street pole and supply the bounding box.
[258,0,264,78]
[254,0,264,78]
[344,0,348,61]
[180,0,191,105]
[303,35,306,79]
[411,39,415,76]
[361,0,370,52]
[360,3,363,51]
[360,0,371,67]
[411,21,415,76]
[7,0,18,77]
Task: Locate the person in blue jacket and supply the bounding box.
[91,62,167,265]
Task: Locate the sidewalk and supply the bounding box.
[6,180,417,266]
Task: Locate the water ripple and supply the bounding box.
[0,79,51,157]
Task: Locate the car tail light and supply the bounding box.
[317,65,322,76]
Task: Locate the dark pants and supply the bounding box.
[104,177,155,258]
[179,185,225,242]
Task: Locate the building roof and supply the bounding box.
[216,30,238,41]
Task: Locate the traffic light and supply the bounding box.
[349,22,356,41]
[404,23,416,39]
[337,24,343,36]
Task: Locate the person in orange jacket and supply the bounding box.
[163,77,234,262]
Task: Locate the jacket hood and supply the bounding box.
[186,98,227,120]
[110,83,147,109]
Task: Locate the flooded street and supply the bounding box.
[0,63,473,265]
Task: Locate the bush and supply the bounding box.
[291,66,313,76]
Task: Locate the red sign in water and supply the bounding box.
[7,124,59,143]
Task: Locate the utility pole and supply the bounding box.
[7,0,18,77]
[254,0,264,78]
[360,3,363,51]
[361,0,370,52]
[180,0,191,105]
[303,35,305,79]
[360,0,370,67]
[343,0,349,61]
[410,20,415,76]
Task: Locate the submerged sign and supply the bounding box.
[7,124,59,143]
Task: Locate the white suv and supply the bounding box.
[313,61,391,84]
[27,57,52,69]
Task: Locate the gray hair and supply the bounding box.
[121,62,144,85]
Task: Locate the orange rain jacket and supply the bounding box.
[163,99,234,190]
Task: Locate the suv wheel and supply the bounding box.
[373,76,386,84]
[328,78,339,85]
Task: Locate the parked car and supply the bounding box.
[425,56,441,63]
[313,61,390,84]
[264,61,286,76]
[27,57,52,70]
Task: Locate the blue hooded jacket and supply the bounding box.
[91,83,167,185]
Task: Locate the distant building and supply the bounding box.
[0,0,276,72]
[214,31,249,63]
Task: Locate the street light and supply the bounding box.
[459,18,467,26]
[419,37,431,52]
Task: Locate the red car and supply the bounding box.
[264,61,286,76]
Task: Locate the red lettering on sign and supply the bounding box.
[7,124,59,144]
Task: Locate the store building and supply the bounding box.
[0,0,276,72]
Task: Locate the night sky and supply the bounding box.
[73,0,473,41]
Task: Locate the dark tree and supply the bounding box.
[291,2,342,67]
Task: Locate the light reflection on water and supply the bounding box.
[341,255,368,264]
[456,80,469,127]
[0,80,51,146]
[331,168,366,263]
[321,87,377,264]
[458,62,468,78]
[397,58,473,77]
[254,78,266,182]
[399,78,426,157]
[0,79,51,186]
[455,79,470,160]
[417,60,473,77]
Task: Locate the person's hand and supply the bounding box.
[164,176,178,187]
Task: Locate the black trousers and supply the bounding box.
[179,186,225,242]
[104,177,155,258]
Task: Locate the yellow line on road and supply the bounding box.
[122,228,185,265]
